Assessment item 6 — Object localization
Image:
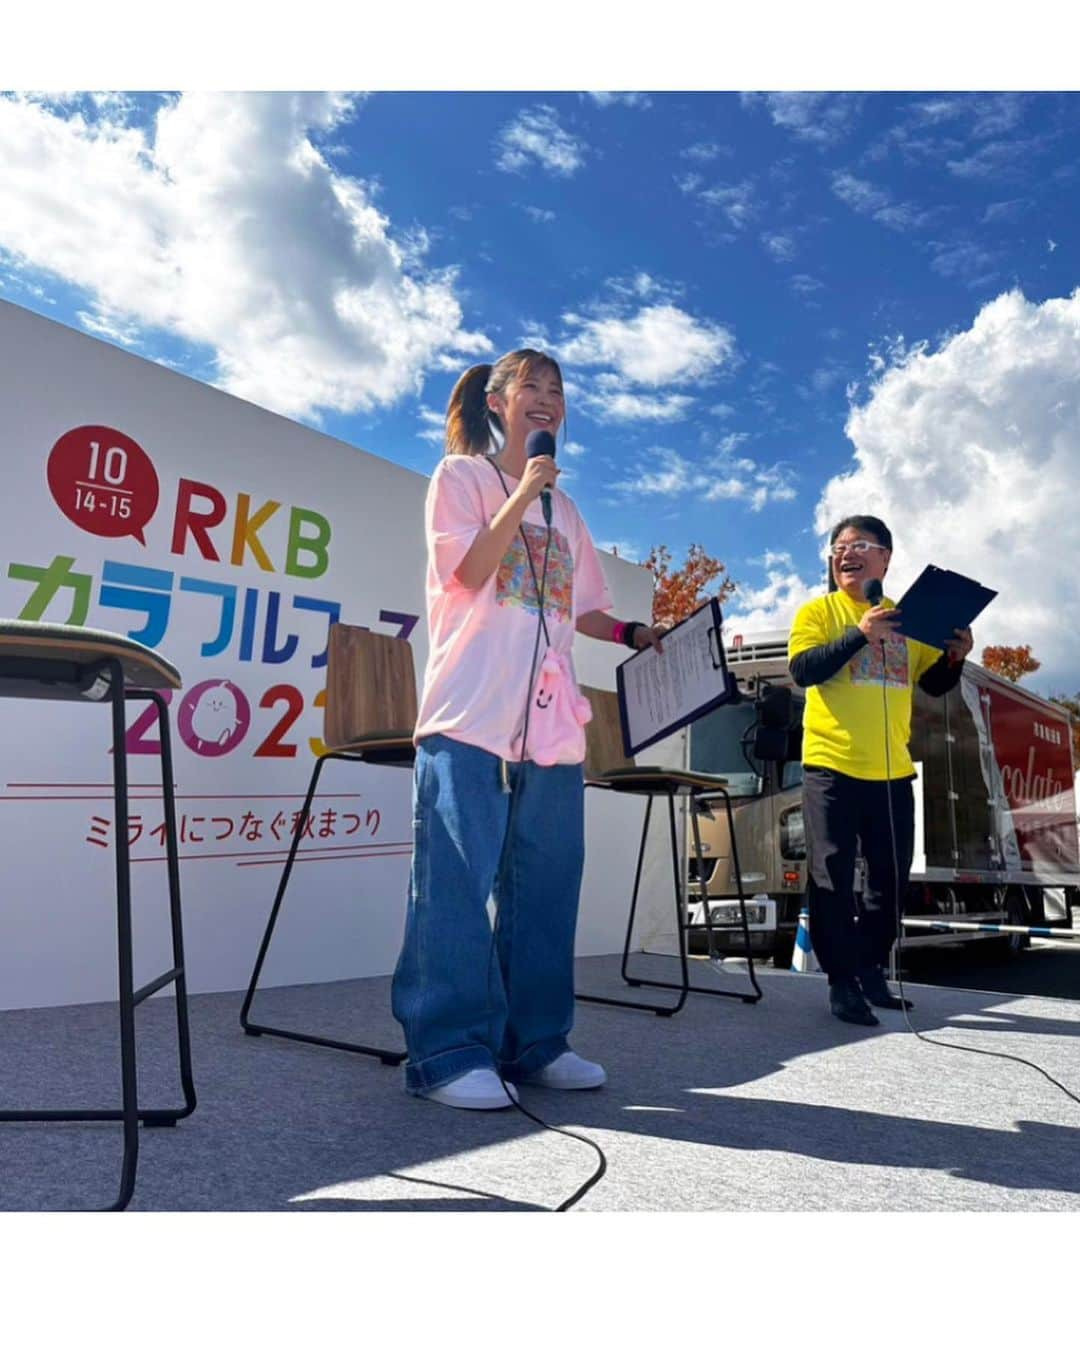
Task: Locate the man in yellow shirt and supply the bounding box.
[788,516,973,1026]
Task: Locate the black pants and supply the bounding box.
[803,766,915,982]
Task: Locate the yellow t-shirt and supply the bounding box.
[788,590,941,781]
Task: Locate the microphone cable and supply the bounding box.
[876,641,1080,1106]
[485,460,608,1211]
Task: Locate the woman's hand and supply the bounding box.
[512,455,559,505]
[633,624,667,654]
[858,605,901,643]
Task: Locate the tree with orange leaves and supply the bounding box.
[981,644,1041,683]
[644,543,736,629]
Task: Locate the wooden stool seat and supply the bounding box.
[334,733,417,764]
[592,767,731,794]
[0,619,181,699]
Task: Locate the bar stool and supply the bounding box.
[575,686,763,1016]
[240,623,413,1066]
[0,619,197,1211]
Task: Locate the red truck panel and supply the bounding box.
[980,678,1079,871]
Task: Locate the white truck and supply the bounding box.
[687,629,1080,967]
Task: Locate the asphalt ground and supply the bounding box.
[903,931,1080,1000]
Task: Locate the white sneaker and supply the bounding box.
[421,1068,519,1111]
[523,1051,606,1090]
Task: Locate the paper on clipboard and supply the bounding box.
[616,598,732,757]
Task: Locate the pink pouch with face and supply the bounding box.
[511,649,593,766]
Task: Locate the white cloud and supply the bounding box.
[562,439,588,457]
[750,466,797,509]
[832,172,890,214]
[980,198,1031,225]
[574,386,695,423]
[762,232,797,263]
[0,92,489,421]
[800,360,848,398]
[615,447,695,495]
[816,288,1080,686]
[742,92,862,148]
[680,141,726,162]
[495,105,586,177]
[603,271,682,304]
[699,180,756,230]
[586,93,651,109]
[909,94,1026,141]
[559,303,736,387]
[945,137,1046,180]
[74,306,143,346]
[927,238,999,287]
[610,443,796,512]
[831,171,931,233]
[522,205,556,223]
[596,539,642,562]
[724,565,823,636]
[791,274,825,297]
[751,550,794,569]
[416,405,445,445]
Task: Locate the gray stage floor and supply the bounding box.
[3,954,1080,1211]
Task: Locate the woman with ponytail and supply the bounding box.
[391,349,665,1110]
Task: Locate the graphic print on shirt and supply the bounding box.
[849,634,909,689]
[496,521,574,622]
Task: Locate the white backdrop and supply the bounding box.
[0,300,659,1011]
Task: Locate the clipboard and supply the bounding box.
[616,597,734,758]
[893,564,997,651]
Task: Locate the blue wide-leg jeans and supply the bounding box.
[391,733,585,1094]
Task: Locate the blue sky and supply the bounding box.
[1,86,1079,687]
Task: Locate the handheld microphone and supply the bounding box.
[862,577,887,656]
[525,428,556,526]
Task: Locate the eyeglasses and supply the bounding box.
[828,540,888,558]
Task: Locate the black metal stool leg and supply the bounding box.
[689,798,720,961]
[717,787,763,1003]
[0,673,199,1211]
[605,792,695,1014]
[146,690,198,1119]
[669,792,692,1007]
[110,660,140,1211]
[576,792,690,1016]
[619,794,653,985]
[240,751,405,1066]
[581,786,763,1014]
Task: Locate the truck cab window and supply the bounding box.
[689,703,764,796]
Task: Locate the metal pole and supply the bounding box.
[902,918,1080,939]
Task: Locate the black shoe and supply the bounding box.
[857,966,912,1010]
[829,978,879,1027]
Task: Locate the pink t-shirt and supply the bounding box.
[414,453,614,763]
